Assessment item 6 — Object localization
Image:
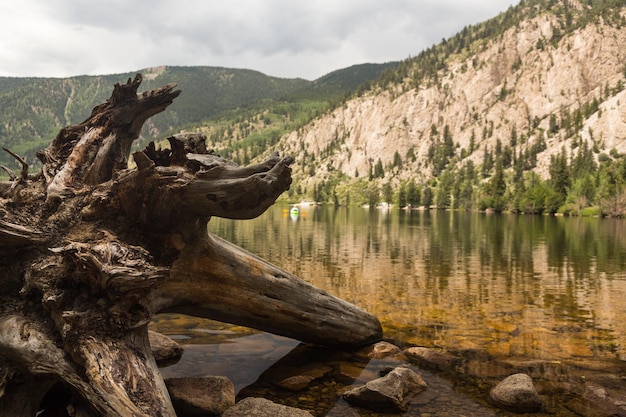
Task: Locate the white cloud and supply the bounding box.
[0,0,519,80]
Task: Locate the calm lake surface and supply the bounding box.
[153,205,626,416]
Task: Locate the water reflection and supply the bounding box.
[151,206,626,416]
[207,207,626,364]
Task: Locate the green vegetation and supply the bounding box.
[0,63,397,172]
[4,1,626,220]
[284,0,626,218]
[305,131,626,218]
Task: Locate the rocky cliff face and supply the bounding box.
[278,2,626,197]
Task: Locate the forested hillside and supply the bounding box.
[275,0,626,216]
[4,0,626,217]
[0,63,396,170]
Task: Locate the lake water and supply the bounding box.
[153,206,626,416]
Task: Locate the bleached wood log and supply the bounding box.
[151,233,382,347]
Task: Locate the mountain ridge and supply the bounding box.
[0,62,397,168]
[3,0,626,216]
[273,0,626,215]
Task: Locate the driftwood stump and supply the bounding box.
[0,75,382,416]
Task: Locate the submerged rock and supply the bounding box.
[404,346,461,371]
[165,376,235,416]
[343,366,428,412]
[263,362,333,391]
[581,381,626,416]
[490,373,544,413]
[222,397,313,417]
[277,375,316,391]
[368,341,402,359]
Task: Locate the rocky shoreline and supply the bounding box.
[150,332,626,417]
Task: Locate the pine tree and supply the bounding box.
[489,159,507,211]
[383,182,393,204]
[422,186,433,208]
[393,151,402,168]
[549,147,571,208]
[436,170,454,209]
[374,159,385,178]
[407,180,421,207]
[398,183,407,207]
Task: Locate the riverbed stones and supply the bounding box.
[148,330,184,367]
[404,346,461,371]
[165,376,235,416]
[489,373,544,413]
[222,397,313,417]
[342,366,428,412]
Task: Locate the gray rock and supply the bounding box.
[148,330,183,367]
[165,376,235,416]
[222,397,313,417]
[343,366,428,412]
[490,373,543,413]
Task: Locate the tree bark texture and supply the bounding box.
[0,74,382,416]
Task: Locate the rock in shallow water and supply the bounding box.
[222,397,313,417]
[343,366,428,412]
[489,373,544,413]
[368,341,402,359]
[404,346,461,371]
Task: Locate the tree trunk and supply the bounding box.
[0,74,382,416]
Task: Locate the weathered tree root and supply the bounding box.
[0,74,382,416]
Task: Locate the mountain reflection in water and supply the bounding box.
[151,206,626,416]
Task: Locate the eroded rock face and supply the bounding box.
[280,9,626,189]
[165,376,235,416]
[222,397,313,417]
[343,366,428,412]
[489,373,544,413]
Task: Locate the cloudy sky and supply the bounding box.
[0,1,519,80]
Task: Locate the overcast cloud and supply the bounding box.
[0,1,519,80]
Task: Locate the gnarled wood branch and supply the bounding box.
[0,219,46,247]
[2,147,28,181]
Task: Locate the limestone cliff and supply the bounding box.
[277,1,626,203]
